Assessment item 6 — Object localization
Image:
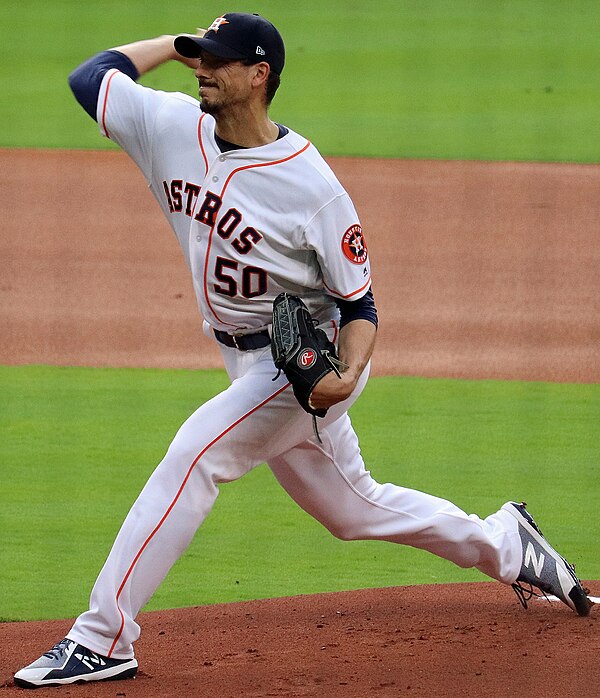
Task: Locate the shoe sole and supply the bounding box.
[503,502,591,617]
[14,662,137,689]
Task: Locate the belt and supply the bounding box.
[214,328,271,351]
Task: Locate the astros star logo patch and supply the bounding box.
[341,224,368,265]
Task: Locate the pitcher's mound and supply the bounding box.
[2,582,598,697]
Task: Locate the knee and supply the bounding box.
[322,516,363,542]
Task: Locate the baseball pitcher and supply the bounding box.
[15,12,591,689]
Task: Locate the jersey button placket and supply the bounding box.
[206,154,228,192]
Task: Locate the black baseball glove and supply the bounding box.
[271,293,347,417]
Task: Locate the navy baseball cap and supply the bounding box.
[174,13,285,75]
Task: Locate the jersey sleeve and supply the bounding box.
[68,50,140,121]
[304,193,372,301]
[96,69,169,180]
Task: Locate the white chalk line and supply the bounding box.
[538,595,600,604]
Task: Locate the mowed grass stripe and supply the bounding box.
[1,0,600,159]
[1,364,598,621]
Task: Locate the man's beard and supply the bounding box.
[200,98,221,116]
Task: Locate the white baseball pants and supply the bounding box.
[68,343,521,659]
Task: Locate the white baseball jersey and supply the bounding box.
[97,69,372,333]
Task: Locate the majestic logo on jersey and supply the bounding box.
[341,224,368,265]
[298,349,317,369]
[207,17,230,33]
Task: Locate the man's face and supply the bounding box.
[195,50,255,115]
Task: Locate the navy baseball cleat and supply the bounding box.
[14,637,137,688]
[502,501,592,616]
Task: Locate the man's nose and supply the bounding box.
[195,62,210,79]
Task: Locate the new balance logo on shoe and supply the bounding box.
[75,650,106,671]
[524,541,545,577]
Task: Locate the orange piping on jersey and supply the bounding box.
[188,113,210,222]
[197,113,209,174]
[221,141,311,191]
[323,275,372,301]
[202,140,312,327]
[330,320,339,344]
[107,380,292,658]
[101,69,119,140]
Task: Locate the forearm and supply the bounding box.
[309,318,377,410]
[67,38,176,122]
[337,319,377,384]
[110,35,185,76]
[69,33,200,121]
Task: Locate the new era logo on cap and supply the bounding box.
[256,46,266,56]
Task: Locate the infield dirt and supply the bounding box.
[1,150,599,381]
[1,149,598,696]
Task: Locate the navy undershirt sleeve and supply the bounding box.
[335,288,378,329]
[68,50,140,121]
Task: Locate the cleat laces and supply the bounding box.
[43,638,72,660]
[511,581,549,610]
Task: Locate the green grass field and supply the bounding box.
[1,365,598,621]
[1,0,600,160]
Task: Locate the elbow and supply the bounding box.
[67,65,88,107]
[67,64,100,121]
[67,64,84,97]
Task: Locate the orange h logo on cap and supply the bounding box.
[207,17,230,32]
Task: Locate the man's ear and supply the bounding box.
[251,62,270,88]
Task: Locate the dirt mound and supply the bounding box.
[2,583,598,697]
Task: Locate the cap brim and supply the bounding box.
[174,35,247,61]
